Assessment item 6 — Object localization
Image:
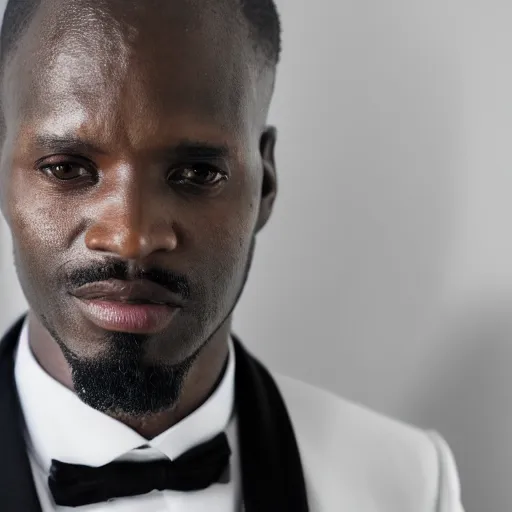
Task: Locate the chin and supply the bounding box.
[61,332,198,416]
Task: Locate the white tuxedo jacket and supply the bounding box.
[274,374,465,512]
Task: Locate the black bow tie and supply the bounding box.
[48,432,231,507]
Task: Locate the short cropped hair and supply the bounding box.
[0,0,282,72]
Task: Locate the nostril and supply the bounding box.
[85,222,178,260]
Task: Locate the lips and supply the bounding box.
[71,279,184,306]
[70,279,183,333]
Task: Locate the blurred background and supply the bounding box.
[2,0,512,509]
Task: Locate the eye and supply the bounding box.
[167,164,228,187]
[40,162,92,181]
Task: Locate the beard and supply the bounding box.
[36,234,257,419]
[56,330,199,418]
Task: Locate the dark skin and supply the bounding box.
[0,0,277,438]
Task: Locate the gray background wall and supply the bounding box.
[1,1,511,510]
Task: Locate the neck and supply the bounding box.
[27,310,231,439]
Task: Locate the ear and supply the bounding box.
[255,126,278,233]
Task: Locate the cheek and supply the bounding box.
[9,204,55,293]
[7,174,72,275]
[199,204,255,290]
[209,178,257,254]
[11,198,63,255]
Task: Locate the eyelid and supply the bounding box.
[35,149,82,160]
[170,158,228,170]
[36,154,95,169]
[169,162,228,176]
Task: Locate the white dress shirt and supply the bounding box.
[14,319,242,512]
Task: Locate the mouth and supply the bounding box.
[70,279,183,305]
[73,297,180,334]
[69,279,184,334]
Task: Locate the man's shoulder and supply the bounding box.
[272,373,461,511]
[273,372,431,449]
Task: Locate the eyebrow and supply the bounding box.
[171,140,230,160]
[34,134,108,156]
[33,134,231,160]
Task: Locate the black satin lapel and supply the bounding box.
[0,315,42,512]
[232,336,309,512]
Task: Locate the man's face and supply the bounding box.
[0,0,276,414]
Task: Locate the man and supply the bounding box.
[0,0,465,510]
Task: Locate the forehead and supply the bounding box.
[2,0,264,150]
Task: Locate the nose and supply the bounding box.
[84,181,179,261]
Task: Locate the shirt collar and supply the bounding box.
[14,319,235,471]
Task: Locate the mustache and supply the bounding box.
[66,259,191,300]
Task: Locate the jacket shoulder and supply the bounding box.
[273,373,463,512]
